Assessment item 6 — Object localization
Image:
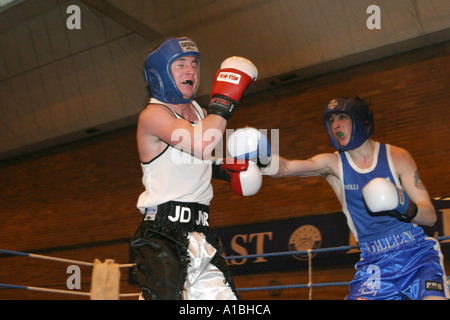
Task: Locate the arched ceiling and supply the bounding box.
[0,0,449,160]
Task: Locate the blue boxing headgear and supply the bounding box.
[144,37,200,104]
[323,96,374,151]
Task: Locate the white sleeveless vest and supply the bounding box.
[137,99,213,213]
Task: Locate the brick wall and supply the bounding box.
[0,42,448,299]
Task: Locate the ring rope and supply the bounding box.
[0,282,141,298]
[236,235,450,293]
[0,236,448,298]
[236,281,351,292]
[0,248,94,267]
[0,248,131,268]
[224,235,450,260]
[0,283,91,296]
[2,236,448,267]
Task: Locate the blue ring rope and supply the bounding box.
[0,236,449,295]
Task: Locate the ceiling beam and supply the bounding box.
[80,0,163,41]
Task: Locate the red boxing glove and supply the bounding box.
[223,159,262,196]
[222,159,249,173]
[208,56,258,121]
[212,158,262,196]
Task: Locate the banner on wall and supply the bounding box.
[213,197,450,275]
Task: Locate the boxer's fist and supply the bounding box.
[362,178,418,222]
[208,57,257,121]
[225,160,262,196]
[227,127,271,167]
[212,158,262,196]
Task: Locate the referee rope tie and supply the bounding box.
[307,249,313,300]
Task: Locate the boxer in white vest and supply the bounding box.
[131,37,259,300]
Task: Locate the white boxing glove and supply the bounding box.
[228,160,262,196]
[220,56,258,80]
[227,127,271,167]
[213,158,262,196]
[362,178,418,222]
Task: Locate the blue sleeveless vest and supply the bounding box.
[339,142,414,242]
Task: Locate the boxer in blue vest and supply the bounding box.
[264,96,448,300]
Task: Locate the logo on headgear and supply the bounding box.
[178,40,199,53]
[327,99,338,111]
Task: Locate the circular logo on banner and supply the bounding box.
[288,225,322,261]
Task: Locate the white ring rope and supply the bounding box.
[0,248,138,298]
[0,283,141,298]
[0,235,448,299]
[0,283,91,296]
[0,248,132,268]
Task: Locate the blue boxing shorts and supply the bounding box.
[347,226,449,300]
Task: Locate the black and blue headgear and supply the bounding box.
[144,37,200,104]
[323,96,374,151]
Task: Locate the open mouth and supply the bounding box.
[182,80,193,86]
[335,132,345,140]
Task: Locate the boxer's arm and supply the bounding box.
[138,57,257,161]
[391,146,436,226]
[362,146,436,226]
[264,153,336,178]
[137,104,226,160]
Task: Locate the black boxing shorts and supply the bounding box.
[130,201,238,300]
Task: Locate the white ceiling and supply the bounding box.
[0,0,449,160]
